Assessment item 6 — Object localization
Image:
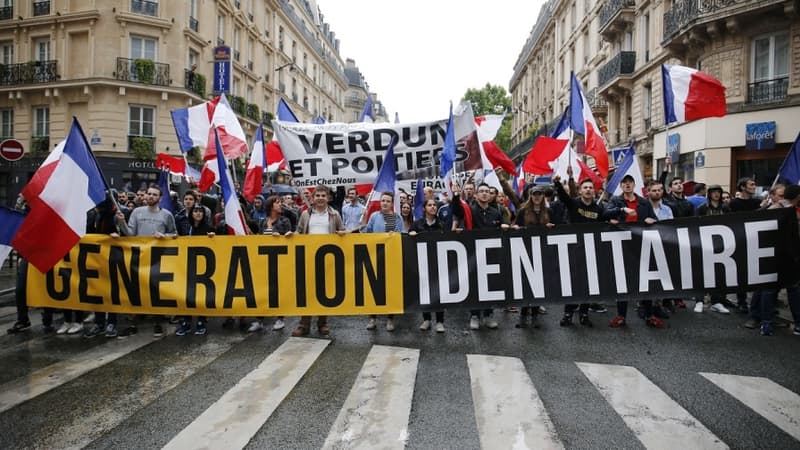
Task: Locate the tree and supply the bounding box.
[461,83,512,153]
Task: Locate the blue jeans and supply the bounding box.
[750,289,776,323]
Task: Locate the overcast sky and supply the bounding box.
[317,0,547,123]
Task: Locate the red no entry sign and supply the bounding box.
[0,139,24,161]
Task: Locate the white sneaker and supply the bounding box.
[56,323,70,334]
[469,316,480,330]
[710,303,730,314]
[537,306,547,314]
[435,322,445,333]
[419,320,431,331]
[67,322,83,334]
[694,301,704,313]
[366,318,376,330]
[83,313,95,324]
[272,319,285,330]
[483,317,498,329]
[247,321,263,332]
[386,318,395,332]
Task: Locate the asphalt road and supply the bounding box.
[0,305,798,449]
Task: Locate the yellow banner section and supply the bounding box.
[27,233,404,317]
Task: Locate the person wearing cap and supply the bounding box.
[605,174,663,328]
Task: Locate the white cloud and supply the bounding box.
[317,0,546,123]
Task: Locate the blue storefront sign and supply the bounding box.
[745,121,776,151]
[667,133,680,163]
[213,45,232,94]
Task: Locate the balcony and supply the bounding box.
[115,57,170,86]
[189,17,198,32]
[31,136,50,155]
[0,60,59,86]
[229,96,246,115]
[184,69,206,98]
[33,0,50,16]
[598,0,636,40]
[128,135,156,159]
[345,98,365,109]
[0,6,11,20]
[131,0,158,17]
[585,87,608,114]
[598,51,636,89]
[262,111,274,124]
[663,0,784,47]
[747,77,788,105]
[246,103,260,122]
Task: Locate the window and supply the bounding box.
[129,105,154,137]
[33,38,50,61]
[232,77,239,96]
[642,13,651,62]
[0,109,13,138]
[233,28,240,61]
[246,85,253,103]
[188,49,198,68]
[1,41,13,64]
[278,27,284,52]
[130,35,156,60]
[33,107,49,137]
[291,40,296,61]
[643,84,652,129]
[752,32,789,81]
[217,15,225,44]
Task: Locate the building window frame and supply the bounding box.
[0,108,13,138]
[129,104,155,137]
[130,35,157,60]
[751,31,789,82]
[33,106,49,137]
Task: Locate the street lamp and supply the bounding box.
[275,62,296,72]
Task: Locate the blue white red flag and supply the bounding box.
[570,73,609,177]
[12,118,108,272]
[277,98,300,122]
[360,95,374,123]
[413,178,425,220]
[662,64,726,125]
[214,128,248,236]
[157,168,173,213]
[243,123,266,202]
[365,137,398,220]
[0,206,24,267]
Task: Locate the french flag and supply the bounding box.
[439,102,457,194]
[264,98,298,172]
[0,206,24,267]
[214,128,248,236]
[475,115,517,175]
[157,168,173,213]
[243,123,266,202]
[365,137,398,221]
[662,64,726,125]
[607,142,646,196]
[570,73,609,178]
[202,93,248,160]
[777,131,800,185]
[170,100,214,152]
[12,119,108,272]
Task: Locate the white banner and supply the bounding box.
[273,111,483,190]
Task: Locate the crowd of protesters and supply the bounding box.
[6,159,800,338]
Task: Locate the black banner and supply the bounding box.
[402,209,800,310]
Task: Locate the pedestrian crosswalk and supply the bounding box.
[0,329,799,449]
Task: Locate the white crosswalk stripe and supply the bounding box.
[2,333,800,449]
[700,372,800,441]
[322,345,420,450]
[163,337,330,450]
[0,331,157,414]
[467,354,563,450]
[576,362,729,450]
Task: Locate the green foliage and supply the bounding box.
[130,137,155,160]
[461,83,512,152]
[133,59,155,84]
[194,73,206,98]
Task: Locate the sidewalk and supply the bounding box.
[0,263,17,305]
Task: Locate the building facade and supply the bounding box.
[343,58,388,123]
[510,0,800,193]
[0,0,350,206]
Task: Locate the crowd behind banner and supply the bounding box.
[8,166,800,338]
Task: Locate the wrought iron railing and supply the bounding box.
[262,111,274,124]
[189,17,198,32]
[0,60,59,85]
[0,6,11,20]
[747,77,788,105]
[131,0,158,17]
[598,51,636,88]
[246,103,260,121]
[33,0,50,16]
[663,0,752,42]
[184,69,205,97]
[599,0,636,30]
[229,96,246,115]
[586,87,608,109]
[115,57,170,86]
[31,136,50,154]
[345,98,364,109]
